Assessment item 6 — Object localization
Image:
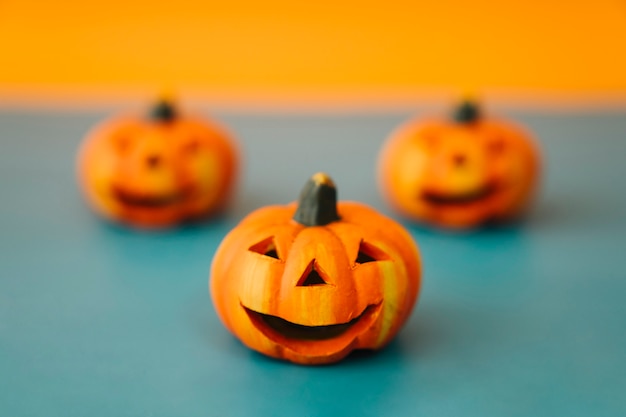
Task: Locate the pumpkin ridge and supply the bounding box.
[323,222,353,268]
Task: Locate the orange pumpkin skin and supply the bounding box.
[378,102,540,229]
[210,174,421,365]
[77,101,238,228]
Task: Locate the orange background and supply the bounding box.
[1,0,625,109]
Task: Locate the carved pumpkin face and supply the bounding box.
[378,101,540,229]
[77,101,238,228]
[210,173,421,365]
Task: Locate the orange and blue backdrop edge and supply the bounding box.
[1,0,625,110]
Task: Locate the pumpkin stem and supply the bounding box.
[293,173,341,226]
[453,100,481,124]
[150,99,177,122]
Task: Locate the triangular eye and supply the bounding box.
[297,260,328,287]
[355,240,389,264]
[249,237,280,260]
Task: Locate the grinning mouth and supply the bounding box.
[113,186,188,208]
[244,303,381,341]
[421,183,498,206]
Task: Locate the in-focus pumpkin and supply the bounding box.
[378,100,540,229]
[77,100,238,228]
[210,173,421,365]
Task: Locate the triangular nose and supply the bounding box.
[297,260,327,287]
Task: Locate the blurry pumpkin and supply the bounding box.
[210,173,421,365]
[77,99,238,228]
[377,100,540,229]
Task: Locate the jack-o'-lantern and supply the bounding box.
[378,100,540,229]
[210,173,421,365]
[77,99,238,228]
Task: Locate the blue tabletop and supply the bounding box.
[1,108,625,416]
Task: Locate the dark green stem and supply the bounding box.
[293,173,341,226]
[453,100,481,124]
[150,100,177,122]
